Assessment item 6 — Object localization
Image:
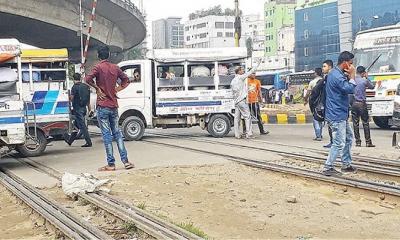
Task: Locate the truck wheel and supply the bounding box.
[373,116,392,129]
[207,114,231,138]
[16,129,47,157]
[121,116,145,141]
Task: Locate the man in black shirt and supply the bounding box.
[64,73,92,147]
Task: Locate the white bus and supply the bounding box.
[0,39,70,157]
[353,23,400,129]
[92,47,249,140]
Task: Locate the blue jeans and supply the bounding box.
[324,120,353,169]
[313,119,324,139]
[97,106,128,166]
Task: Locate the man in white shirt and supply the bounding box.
[230,60,261,139]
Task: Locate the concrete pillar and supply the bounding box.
[338,0,353,52]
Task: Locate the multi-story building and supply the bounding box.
[294,0,339,71]
[242,14,265,58]
[184,15,245,48]
[152,17,184,49]
[295,0,400,72]
[264,0,296,57]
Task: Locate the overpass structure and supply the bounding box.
[0,0,146,64]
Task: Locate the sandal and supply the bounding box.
[98,165,116,171]
[124,162,135,170]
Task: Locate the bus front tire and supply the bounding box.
[207,114,231,138]
[16,129,47,157]
[121,116,145,141]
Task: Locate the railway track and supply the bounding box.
[10,156,203,240]
[0,168,110,240]
[145,131,400,168]
[137,134,400,197]
[145,132,400,178]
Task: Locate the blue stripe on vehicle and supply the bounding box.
[156,101,222,108]
[0,117,24,124]
[54,102,69,114]
[32,91,47,103]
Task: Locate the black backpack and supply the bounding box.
[309,77,326,122]
[78,84,90,107]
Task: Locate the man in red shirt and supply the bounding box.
[85,46,134,171]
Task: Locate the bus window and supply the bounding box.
[22,62,67,82]
[157,65,184,91]
[188,64,214,90]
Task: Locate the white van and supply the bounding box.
[92,47,248,140]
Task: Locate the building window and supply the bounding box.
[265,11,268,17]
[215,22,224,28]
[196,23,207,29]
[225,32,234,38]
[225,22,234,29]
[185,26,189,31]
[186,36,190,41]
[304,47,309,57]
[199,33,207,38]
[217,32,223,37]
[304,12,308,21]
[304,30,309,39]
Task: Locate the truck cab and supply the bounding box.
[93,47,248,140]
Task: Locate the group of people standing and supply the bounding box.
[304,51,375,176]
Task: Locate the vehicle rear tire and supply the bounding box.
[16,129,47,157]
[121,116,145,141]
[372,116,392,129]
[207,114,231,138]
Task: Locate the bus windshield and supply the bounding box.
[354,45,400,73]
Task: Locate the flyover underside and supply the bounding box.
[0,0,146,63]
[0,12,102,50]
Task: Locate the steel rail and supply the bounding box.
[11,156,203,240]
[142,138,400,197]
[0,168,110,240]
[144,131,400,167]
[146,133,400,177]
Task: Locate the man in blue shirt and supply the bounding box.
[323,51,357,176]
[351,66,375,147]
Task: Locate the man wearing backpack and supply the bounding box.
[323,51,357,176]
[304,68,324,141]
[64,73,92,147]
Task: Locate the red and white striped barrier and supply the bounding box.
[81,0,98,75]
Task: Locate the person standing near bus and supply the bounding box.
[85,46,135,171]
[64,73,92,147]
[351,66,375,147]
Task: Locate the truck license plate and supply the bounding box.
[370,102,392,115]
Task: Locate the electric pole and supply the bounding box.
[234,0,241,47]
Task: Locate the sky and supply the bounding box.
[142,0,265,21]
